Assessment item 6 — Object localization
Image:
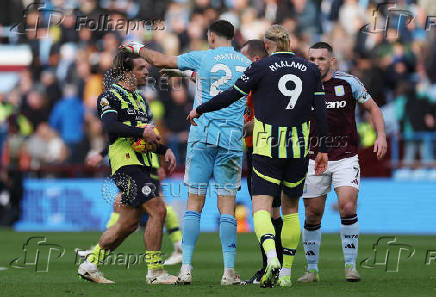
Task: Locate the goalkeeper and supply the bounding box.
[77,50,177,284]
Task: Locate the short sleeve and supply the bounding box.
[233,61,263,96]
[177,51,206,71]
[350,76,371,104]
[97,91,121,119]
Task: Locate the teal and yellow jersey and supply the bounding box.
[97,83,157,174]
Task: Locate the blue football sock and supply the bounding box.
[182,210,201,265]
[219,214,237,269]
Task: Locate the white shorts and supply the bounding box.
[302,155,360,198]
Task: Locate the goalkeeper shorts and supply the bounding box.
[184,141,242,196]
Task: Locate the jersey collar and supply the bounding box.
[271,51,295,55]
[112,83,136,94]
[215,46,234,50]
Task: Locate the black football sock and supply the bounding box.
[272,217,284,265]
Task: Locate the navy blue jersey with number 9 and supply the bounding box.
[233,52,326,159]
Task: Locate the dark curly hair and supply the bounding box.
[111,50,142,82]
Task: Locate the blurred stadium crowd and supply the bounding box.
[1,0,436,181]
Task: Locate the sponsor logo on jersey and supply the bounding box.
[334,85,345,96]
[127,108,146,115]
[326,100,347,109]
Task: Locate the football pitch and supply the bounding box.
[0,230,435,297]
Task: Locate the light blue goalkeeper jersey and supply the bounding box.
[177,46,251,151]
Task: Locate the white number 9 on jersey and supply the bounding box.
[278,74,303,109]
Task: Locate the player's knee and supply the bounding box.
[149,199,166,221]
[340,201,356,217]
[306,207,323,223]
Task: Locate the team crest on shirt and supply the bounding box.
[334,85,345,97]
[100,97,109,106]
[142,185,152,196]
[100,97,110,110]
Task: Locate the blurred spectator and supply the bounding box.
[164,81,192,164]
[41,71,62,110]
[59,13,80,45]
[49,85,85,163]
[0,115,29,225]
[26,122,67,169]
[21,89,50,131]
[339,0,365,36]
[395,82,435,166]
[294,0,323,42]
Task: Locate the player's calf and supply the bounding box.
[340,214,359,273]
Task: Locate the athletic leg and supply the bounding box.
[332,155,360,281]
[300,196,326,278]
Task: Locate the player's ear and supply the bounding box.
[264,40,270,53]
[331,56,337,67]
[209,31,215,43]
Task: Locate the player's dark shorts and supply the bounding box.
[112,165,160,208]
[246,147,281,207]
[251,154,309,198]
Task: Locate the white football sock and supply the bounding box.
[302,224,321,272]
[341,219,359,267]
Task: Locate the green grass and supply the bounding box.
[0,230,435,296]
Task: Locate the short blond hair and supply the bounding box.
[264,24,290,52]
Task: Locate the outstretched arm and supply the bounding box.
[139,47,178,68]
[120,41,178,68]
[186,87,244,126]
[187,62,261,125]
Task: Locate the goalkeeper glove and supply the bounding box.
[119,41,145,55]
